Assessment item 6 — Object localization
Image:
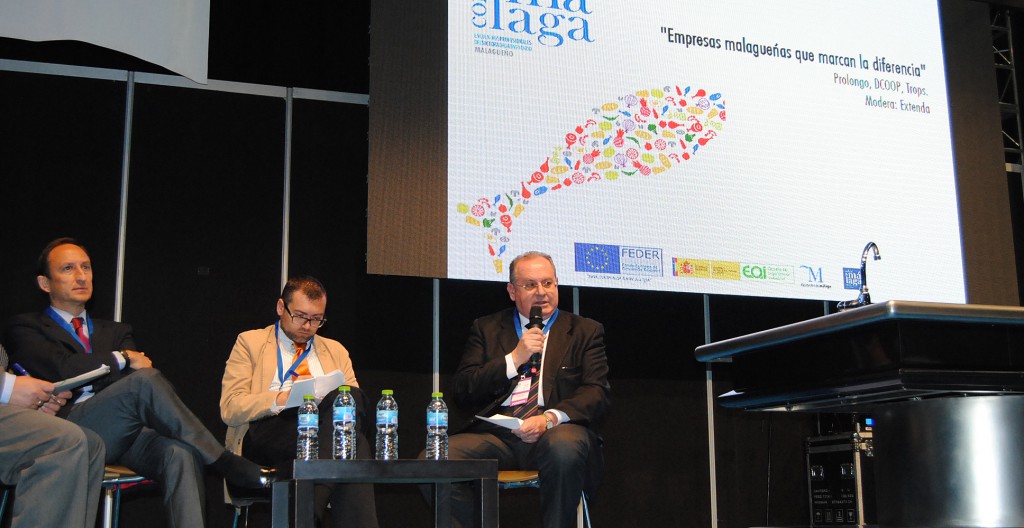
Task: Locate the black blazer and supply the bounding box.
[2,311,136,399]
[453,307,611,432]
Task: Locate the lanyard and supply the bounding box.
[514,308,558,378]
[46,306,93,353]
[275,321,313,385]
[514,308,559,339]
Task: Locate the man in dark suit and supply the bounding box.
[448,251,611,528]
[2,237,274,528]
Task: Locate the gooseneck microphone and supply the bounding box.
[526,306,544,330]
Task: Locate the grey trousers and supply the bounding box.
[67,368,225,528]
[0,404,105,528]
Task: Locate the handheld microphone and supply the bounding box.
[525,306,544,372]
[526,306,544,330]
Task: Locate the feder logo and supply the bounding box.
[471,0,595,48]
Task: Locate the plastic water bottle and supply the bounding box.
[296,394,319,461]
[333,386,357,460]
[425,392,448,460]
[375,389,398,460]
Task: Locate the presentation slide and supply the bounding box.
[447,0,965,303]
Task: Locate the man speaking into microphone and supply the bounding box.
[447,251,611,528]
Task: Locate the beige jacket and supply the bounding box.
[220,324,360,455]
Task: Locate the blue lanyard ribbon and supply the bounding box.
[275,321,314,385]
[514,308,558,377]
[46,306,93,353]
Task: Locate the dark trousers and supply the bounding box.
[244,387,379,528]
[444,424,599,528]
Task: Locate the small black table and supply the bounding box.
[271,459,499,528]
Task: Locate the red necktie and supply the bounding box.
[291,342,310,378]
[72,317,92,354]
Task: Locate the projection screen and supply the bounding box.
[370,0,993,304]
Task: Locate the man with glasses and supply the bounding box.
[446,251,611,528]
[2,237,275,528]
[220,276,378,528]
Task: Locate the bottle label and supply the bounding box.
[298,413,318,428]
[376,409,398,425]
[426,411,449,427]
[334,406,356,422]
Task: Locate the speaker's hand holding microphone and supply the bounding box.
[514,306,546,368]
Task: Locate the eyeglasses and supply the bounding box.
[283,304,326,328]
[514,279,557,292]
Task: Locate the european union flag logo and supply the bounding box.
[575,243,621,274]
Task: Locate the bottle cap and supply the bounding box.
[382,389,393,395]
[339,385,351,391]
[431,392,443,398]
[303,395,315,401]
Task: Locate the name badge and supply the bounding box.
[509,376,532,406]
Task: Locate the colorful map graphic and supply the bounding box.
[456,84,727,274]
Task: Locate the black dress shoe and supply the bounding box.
[258,467,277,488]
[214,451,276,489]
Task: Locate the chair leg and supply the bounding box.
[102,487,115,528]
[577,492,591,528]
[0,487,9,524]
[231,504,253,528]
[113,486,123,528]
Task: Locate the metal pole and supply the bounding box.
[281,88,293,286]
[114,71,135,322]
[704,294,719,528]
[433,278,440,392]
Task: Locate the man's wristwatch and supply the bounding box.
[543,412,555,430]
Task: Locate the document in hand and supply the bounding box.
[475,413,524,430]
[282,369,346,408]
[52,364,111,392]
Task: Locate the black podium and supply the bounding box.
[696,300,1024,527]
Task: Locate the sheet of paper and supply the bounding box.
[283,369,346,408]
[52,364,111,392]
[475,413,523,430]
